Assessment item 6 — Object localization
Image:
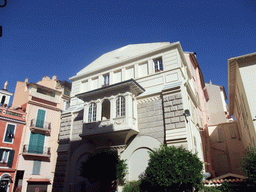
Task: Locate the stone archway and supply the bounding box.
[64,143,95,192]
[121,136,161,181]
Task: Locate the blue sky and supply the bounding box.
[0,0,256,103]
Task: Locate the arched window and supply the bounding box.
[116,96,125,117]
[88,103,97,122]
[102,100,110,120]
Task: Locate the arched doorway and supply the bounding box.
[0,173,11,192]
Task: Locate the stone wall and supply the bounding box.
[137,96,164,143]
[163,91,187,147]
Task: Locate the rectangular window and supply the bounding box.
[154,58,163,72]
[103,74,109,86]
[32,160,41,175]
[4,124,15,143]
[0,149,14,167]
[28,133,45,154]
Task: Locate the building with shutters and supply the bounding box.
[52,42,216,192]
[11,76,71,192]
[0,82,26,192]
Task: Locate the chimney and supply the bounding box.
[25,78,28,83]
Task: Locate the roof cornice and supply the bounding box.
[70,42,181,81]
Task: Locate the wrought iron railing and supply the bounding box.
[23,144,51,156]
[30,119,51,130]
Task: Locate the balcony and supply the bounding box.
[30,119,51,136]
[22,144,51,161]
[79,117,138,146]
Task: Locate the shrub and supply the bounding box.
[240,147,256,189]
[142,145,203,192]
[123,181,141,192]
[80,149,127,192]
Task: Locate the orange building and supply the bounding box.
[0,82,26,192]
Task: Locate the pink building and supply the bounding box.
[0,82,26,192]
[12,76,71,192]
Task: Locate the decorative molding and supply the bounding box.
[137,96,161,104]
[114,119,124,125]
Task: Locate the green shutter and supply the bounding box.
[35,109,45,128]
[7,150,14,167]
[4,124,15,143]
[28,133,45,154]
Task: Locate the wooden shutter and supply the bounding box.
[7,150,14,167]
[28,133,45,154]
[4,124,15,142]
[36,109,46,128]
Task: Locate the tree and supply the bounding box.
[80,149,127,192]
[142,145,203,192]
[240,147,256,189]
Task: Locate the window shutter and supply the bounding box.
[4,124,15,142]
[36,109,46,128]
[0,149,3,160]
[28,133,45,154]
[7,150,14,167]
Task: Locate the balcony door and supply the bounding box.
[35,109,45,128]
[28,109,46,154]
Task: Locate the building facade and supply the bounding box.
[11,76,70,192]
[0,83,26,192]
[53,42,210,192]
[228,52,256,149]
[206,82,245,177]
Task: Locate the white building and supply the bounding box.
[53,42,206,192]
[228,52,256,149]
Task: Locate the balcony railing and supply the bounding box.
[30,119,51,136]
[22,144,51,157]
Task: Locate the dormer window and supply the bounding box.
[154,58,163,72]
[103,74,109,87]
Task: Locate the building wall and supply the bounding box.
[208,121,244,177]
[12,76,70,192]
[53,42,206,191]
[238,63,256,147]
[0,106,26,192]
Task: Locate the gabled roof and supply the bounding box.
[70,42,180,80]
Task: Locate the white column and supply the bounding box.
[98,75,103,88]
[109,71,113,85]
[121,68,125,81]
[88,78,92,91]
[96,99,102,121]
[124,92,133,126]
[83,102,89,123]
[109,96,116,120]
[148,59,153,74]
[134,63,138,79]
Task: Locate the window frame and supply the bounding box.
[32,160,41,175]
[103,74,110,86]
[154,57,163,72]
[116,96,125,117]
[0,147,14,167]
[88,102,97,122]
[3,123,16,144]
